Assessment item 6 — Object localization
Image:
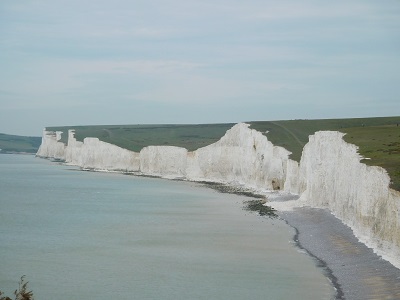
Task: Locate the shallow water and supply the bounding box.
[0,154,334,299]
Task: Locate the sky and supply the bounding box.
[1,0,399,136]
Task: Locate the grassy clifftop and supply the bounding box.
[249,117,400,160]
[2,116,398,188]
[47,123,236,152]
[47,116,400,190]
[249,116,400,190]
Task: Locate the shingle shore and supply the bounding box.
[279,208,400,300]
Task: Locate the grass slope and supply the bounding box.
[47,123,236,152]
[249,116,400,190]
[46,116,400,190]
[343,125,400,191]
[0,133,41,154]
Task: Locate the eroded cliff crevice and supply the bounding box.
[36,123,400,269]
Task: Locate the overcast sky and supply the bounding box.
[1,0,399,136]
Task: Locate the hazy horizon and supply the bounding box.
[1,1,399,136]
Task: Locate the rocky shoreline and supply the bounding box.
[280,208,400,300]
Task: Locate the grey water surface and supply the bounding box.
[0,154,334,299]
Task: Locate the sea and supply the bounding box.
[0,154,334,299]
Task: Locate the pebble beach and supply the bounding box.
[279,207,400,300]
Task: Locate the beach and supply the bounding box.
[3,153,398,299]
[197,182,400,299]
[199,182,400,299]
[279,207,400,300]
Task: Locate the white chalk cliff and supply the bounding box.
[296,131,400,267]
[36,123,400,269]
[37,130,66,160]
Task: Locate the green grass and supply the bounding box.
[249,116,400,190]
[47,116,400,191]
[248,116,400,161]
[47,123,235,152]
[0,133,41,154]
[2,117,398,190]
[341,125,400,191]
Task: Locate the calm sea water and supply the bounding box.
[0,154,334,299]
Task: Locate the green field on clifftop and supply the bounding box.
[2,116,398,189]
[249,116,400,160]
[47,123,236,152]
[248,116,400,190]
[45,116,400,190]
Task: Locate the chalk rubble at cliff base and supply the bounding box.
[36,123,400,269]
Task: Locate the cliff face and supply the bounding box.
[36,123,400,269]
[65,130,140,172]
[185,123,296,191]
[36,130,66,160]
[297,131,400,266]
[140,146,187,178]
